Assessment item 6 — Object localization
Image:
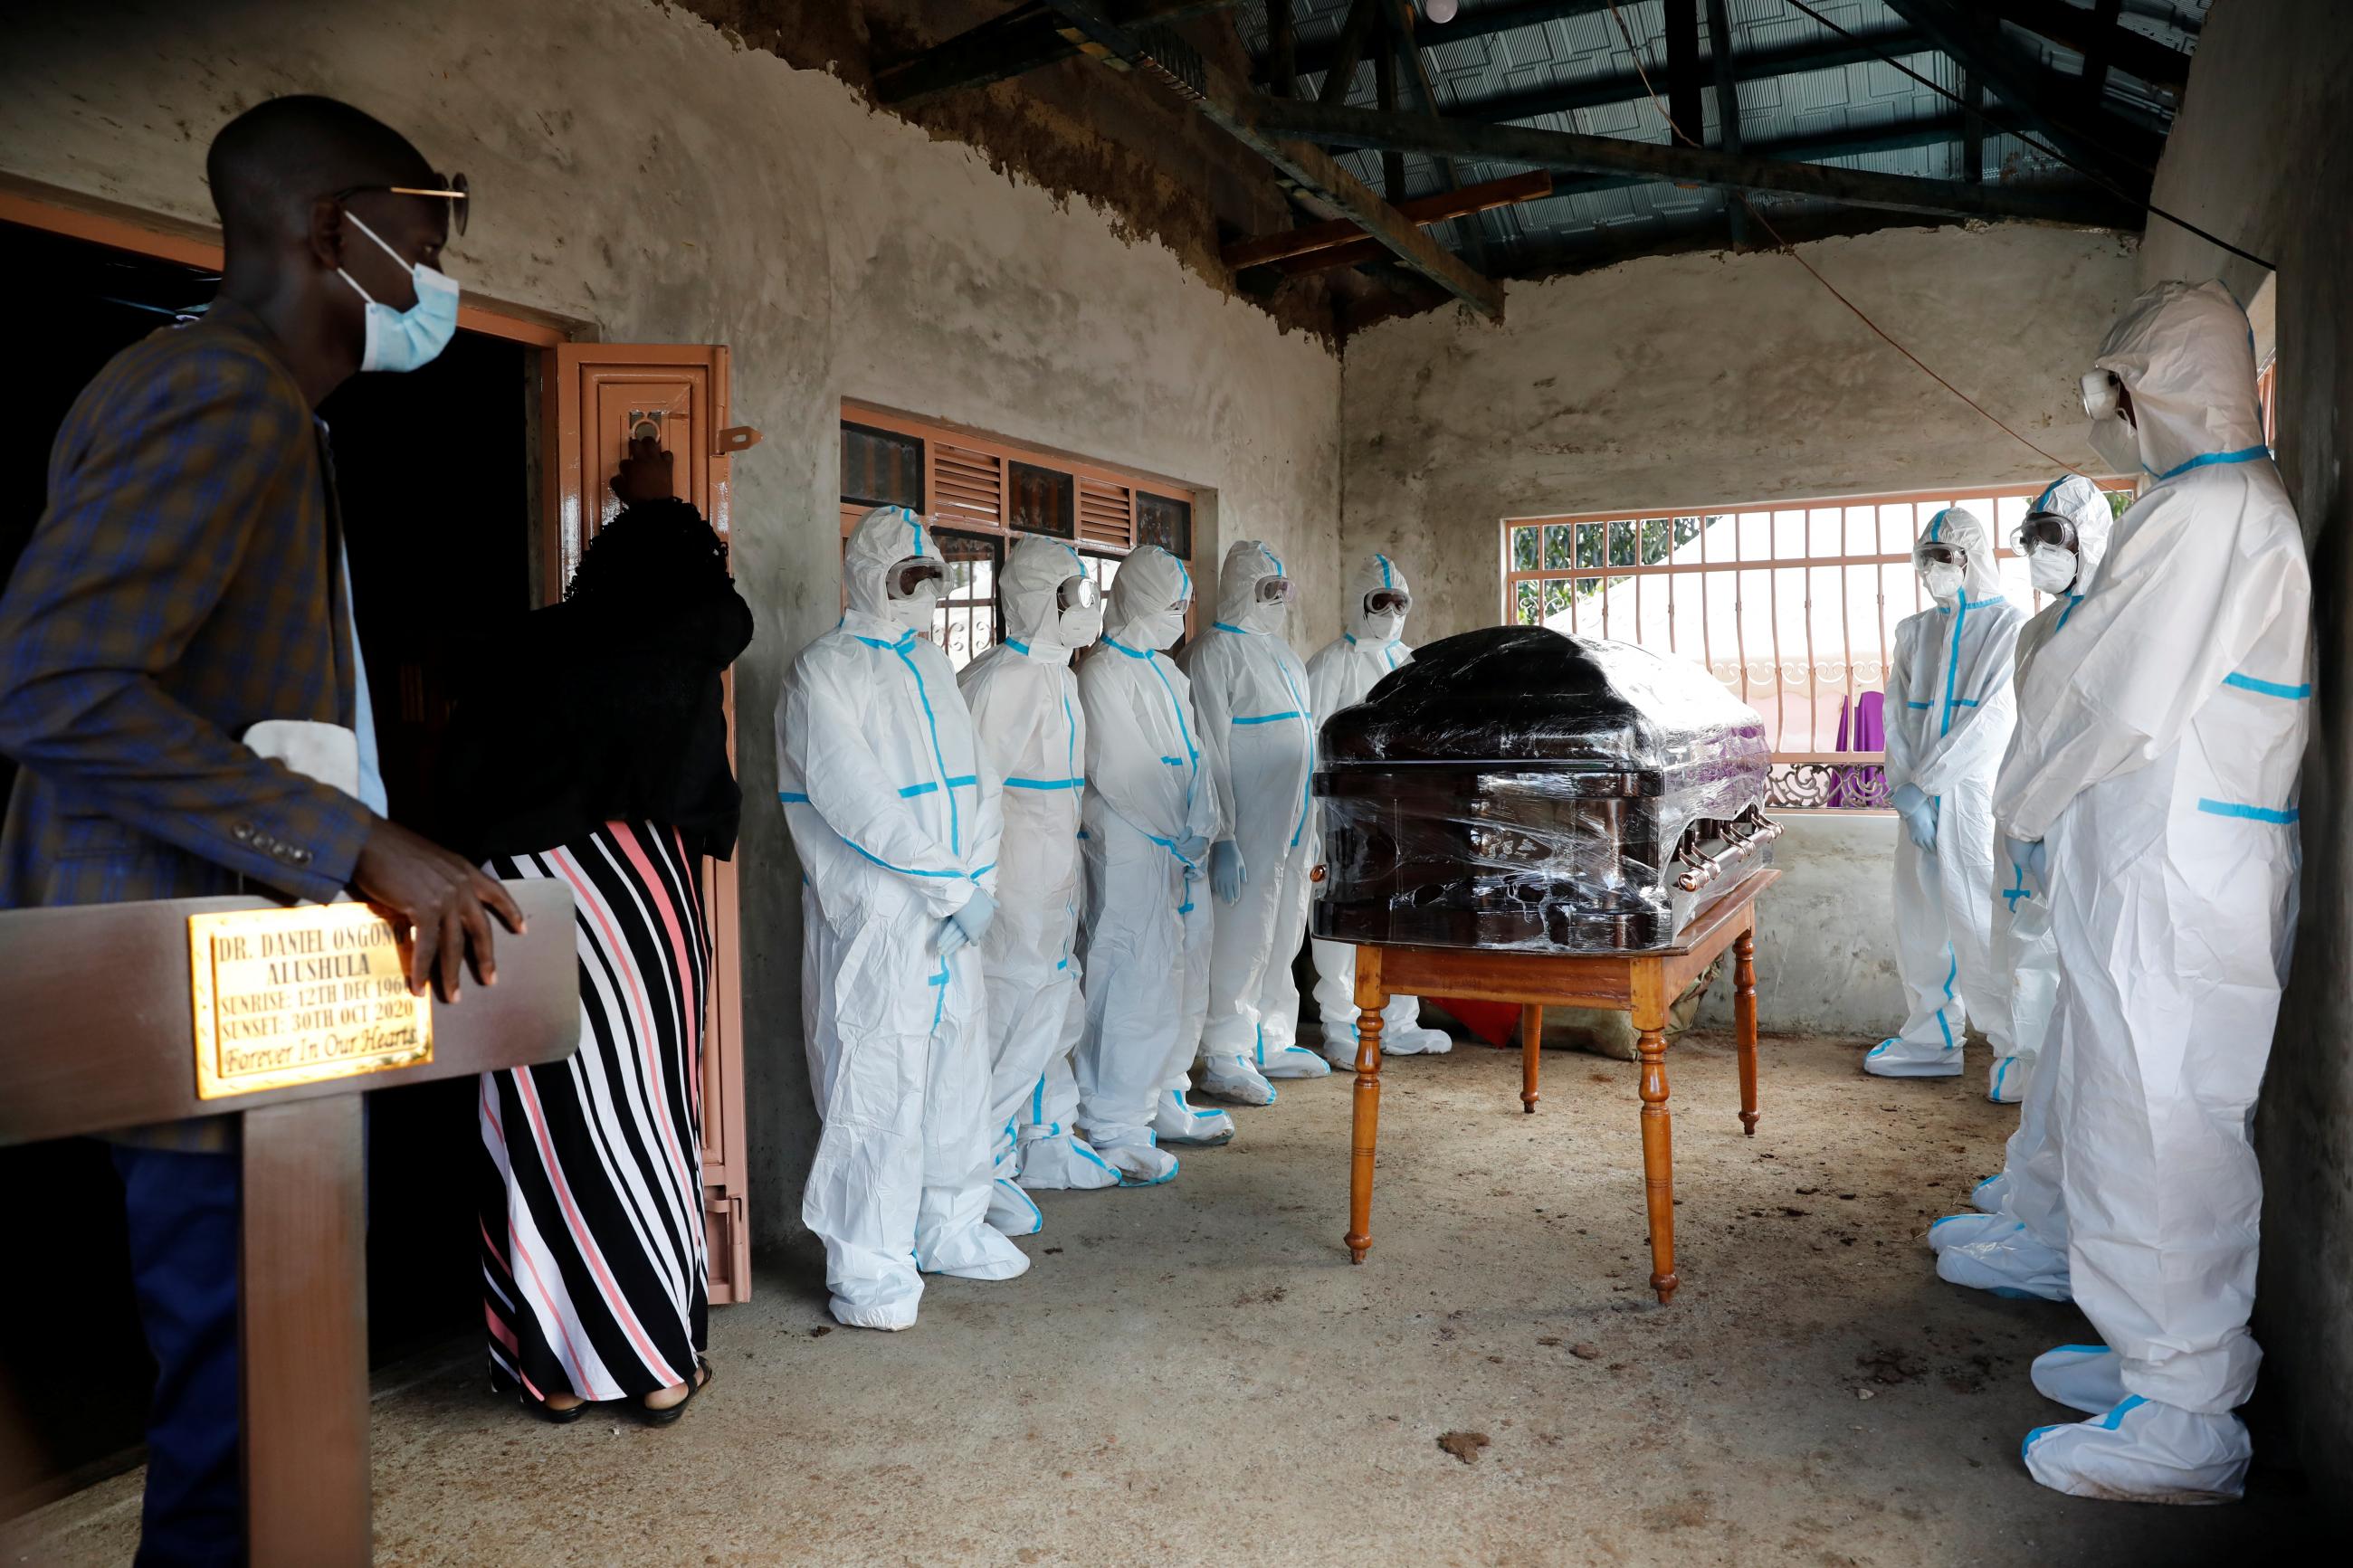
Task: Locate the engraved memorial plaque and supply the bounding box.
[188,904,432,1098]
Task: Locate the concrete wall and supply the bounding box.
[1338,223,2140,643]
[2135,0,2353,1491]
[1692,813,1900,1039]
[0,0,1343,1250]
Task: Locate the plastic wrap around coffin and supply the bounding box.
[1312,626,1773,953]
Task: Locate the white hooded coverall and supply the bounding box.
[1074,546,1236,1158]
[1183,539,1331,1099]
[779,505,1028,1330]
[1305,554,1453,1064]
[1996,280,2310,1501]
[958,537,1121,1218]
[1867,507,2026,1079]
[1933,475,2117,1303]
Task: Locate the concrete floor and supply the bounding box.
[9,1031,2328,1567]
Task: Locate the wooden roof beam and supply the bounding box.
[1246,97,2143,228]
[873,1,1235,109]
[1038,0,1505,317]
[1224,170,1551,271]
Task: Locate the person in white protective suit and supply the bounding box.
[957,537,1124,1229]
[1305,553,1454,1067]
[1929,474,2116,1302]
[778,505,1030,1330]
[1183,540,1331,1104]
[1994,280,2310,1503]
[1074,545,1238,1173]
[1863,506,2026,1080]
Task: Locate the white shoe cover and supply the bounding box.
[1015,1133,1122,1191]
[1926,1212,2015,1253]
[2032,1344,2125,1415]
[1150,1088,1235,1146]
[986,1177,1044,1237]
[1935,1222,2072,1301]
[830,1272,921,1332]
[2022,1398,2250,1503]
[1863,1035,1963,1078]
[1387,1025,1454,1056]
[1261,1043,1331,1080]
[1200,1054,1278,1106]
[1971,1172,2009,1214]
[919,1221,1032,1282]
[1987,1054,2029,1103]
[1095,1139,1179,1187]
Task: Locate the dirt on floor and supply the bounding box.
[8,1032,2330,1566]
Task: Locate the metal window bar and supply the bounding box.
[1501,483,2124,773]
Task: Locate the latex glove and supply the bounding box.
[934,887,997,956]
[1174,833,1211,867]
[2003,834,2048,898]
[1209,840,1246,906]
[1890,783,1938,850]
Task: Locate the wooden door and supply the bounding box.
[545,344,757,1304]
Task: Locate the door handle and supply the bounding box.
[716,425,762,455]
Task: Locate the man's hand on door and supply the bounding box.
[611,433,675,505]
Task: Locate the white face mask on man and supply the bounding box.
[1129,607,1187,651]
[1920,562,1965,605]
[2088,413,2142,476]
[2028,544,2079,594]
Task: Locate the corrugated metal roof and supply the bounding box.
[1237,0,2206,273]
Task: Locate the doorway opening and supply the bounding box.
[0,215,538,1505]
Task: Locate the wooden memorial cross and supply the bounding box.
[0,885,581,1568]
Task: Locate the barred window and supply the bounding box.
[1501,486,2127,808]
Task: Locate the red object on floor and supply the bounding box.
[1428,997,1522,1049]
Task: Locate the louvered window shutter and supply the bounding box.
[930,441,1005,528]
[1078,478,1135,550]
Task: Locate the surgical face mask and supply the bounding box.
[887,584,938,634]
[338,211,460,373]
[1057,603,1103,648]
[2028,543,2079,594]
[1921,562,1964,605]
[2088,413,2142,475]
[1363,610,1405,643]
[1129,606,1186,651]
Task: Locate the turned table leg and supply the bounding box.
[1734,927,1759,1136]
[1346,947,1386,1264]
[1636,1021,1678,1304]
[1519,1004,1543,1114]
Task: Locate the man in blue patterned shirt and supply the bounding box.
[0,97,522,1565]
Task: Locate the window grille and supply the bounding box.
[1501,485,2126,808]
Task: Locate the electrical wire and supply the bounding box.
[1772,0,2273,271]
[1603,0,2073,470]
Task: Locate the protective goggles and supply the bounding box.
[1365,588,1412,616]
[337,171,471,235]
[886,557,946,598]
[2015,512,2079,553]
[1056,575,1101,613]
[1255,576,1297,606]
[2081,369,2121,421]
[1915,542,1967,567]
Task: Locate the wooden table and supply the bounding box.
[1344,869,1777,1305]
[0,886,581,1568]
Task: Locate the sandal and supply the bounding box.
[492,1366,589,1425]
[632,1355,712,1429]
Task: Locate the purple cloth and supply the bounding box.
[1827,691,1887,806]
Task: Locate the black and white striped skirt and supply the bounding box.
[478,820,710,1402]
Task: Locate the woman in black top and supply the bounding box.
[442,440,751,1426]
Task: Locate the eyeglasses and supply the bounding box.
[888,558,945,599]
[2015,512,2079,553]
[1057,576,1101,613]
[337,172,470,235]
[1916,543,1966,567]
[1365,588,1411,616]
[1255,576,1297,606]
